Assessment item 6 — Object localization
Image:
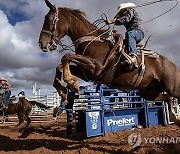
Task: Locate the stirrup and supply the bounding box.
[129,55,139,68]
[121,59,129,66]
[121,59,139,69]
[133,60,139,68]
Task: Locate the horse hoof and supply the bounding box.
[73,80,80,93]
[174,119,180,127]
[53,117,58,123]
[18,128,24,133]
[169,111,177,122]
[73,87,79,93]
[68,80,79,93]
[168,111,180,126]
[73,86,79,93]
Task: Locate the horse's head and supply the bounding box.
[39,0,70,52]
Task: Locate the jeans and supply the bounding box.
[66,109,73,135]
[3,90,11,107]
[125,29,144,57]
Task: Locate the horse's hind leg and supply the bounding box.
[16,112,24,127]
[155,93,178,123]
[54,64,89,101]
[17,111,30,128]
[161,60,180,99]
[156,93,173,111]
[139,89,179,125]
[24,117,31,129]
[23,107,32,129]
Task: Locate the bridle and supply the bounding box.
[41,8,60,51]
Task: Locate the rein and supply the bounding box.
[41,8,60,51]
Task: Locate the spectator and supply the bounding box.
[0,78,11,107]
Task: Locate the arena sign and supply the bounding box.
[104,115,138,132]
[106,117,136,127]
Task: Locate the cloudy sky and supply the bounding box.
[0,0,179,96]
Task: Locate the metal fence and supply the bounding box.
[27,92,61,115]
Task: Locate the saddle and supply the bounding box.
[103,31,159,68]
[98,34,160,88]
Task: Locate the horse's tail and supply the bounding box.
[30,101,51,109]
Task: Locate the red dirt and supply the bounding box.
[0,114,180,154]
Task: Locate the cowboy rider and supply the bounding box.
[56,86,75,136]
[64,86,75,135]
[106,2,144,68]
[0,78,11,108]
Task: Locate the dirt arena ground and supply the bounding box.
[0,114,180,154]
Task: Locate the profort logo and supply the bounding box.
[107,117,136,127]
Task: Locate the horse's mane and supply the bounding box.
[59,7,104,34]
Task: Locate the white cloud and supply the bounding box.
[0,7,61,95]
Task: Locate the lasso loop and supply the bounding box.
[137,0,178,24]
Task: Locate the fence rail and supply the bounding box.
[27,92,61,115]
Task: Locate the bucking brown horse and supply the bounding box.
[39,0,180,124]
[1,96,50,130]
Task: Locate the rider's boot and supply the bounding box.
[131,55,139,68]
[122,55,139,69]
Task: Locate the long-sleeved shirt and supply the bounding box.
[115,8,143,32]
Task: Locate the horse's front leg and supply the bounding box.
[61,53,104,92]
[54,63,91,101]
[53,64,68,101]
[61,55,80,93]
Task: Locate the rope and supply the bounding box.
[57,0,178,52]
[57,13,110,53]
[82,28,111,55]
[137,0,177,7]
[58,42,75,53]
[93,13,108,27]
[136,0,178,24]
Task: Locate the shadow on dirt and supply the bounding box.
[18,124,86,140]
[1,119,180,153]
[1,133,179,154]
[0,133,127,153]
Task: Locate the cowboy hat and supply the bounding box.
[0,78,8,82]
[114,2,136,18]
